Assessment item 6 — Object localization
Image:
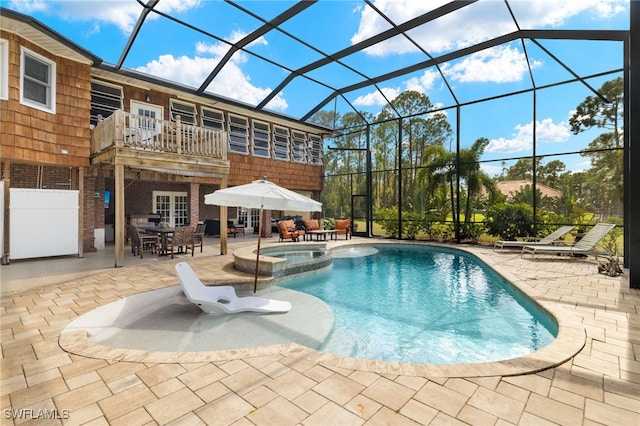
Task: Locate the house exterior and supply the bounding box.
[0,9,329,266]
[495,180,563,200]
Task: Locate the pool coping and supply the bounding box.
[59,239,586,378]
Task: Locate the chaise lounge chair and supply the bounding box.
[494,225,574,252]
[175,262,291,315]
[521,223,616,258]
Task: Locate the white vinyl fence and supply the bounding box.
[0,182,4,261]
[9,188,79,260]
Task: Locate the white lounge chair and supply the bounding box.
[521,223,616,258]
[175,262,291,315]
[494,225,574,251]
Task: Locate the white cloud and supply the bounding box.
[7,0,49,13]
[481,164,503,178]
[486,118,570,154]
[512,0,627,27]
[9,0,200,34]
[571,160,592,173]
[136,38,288,111]
[353,87,401,107]
[442,45,541,83]
[404,69,439,93]
[352,69,439,107]
[352,0,627,56]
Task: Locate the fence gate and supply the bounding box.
[351,194,369,237]
[9,188,79,260]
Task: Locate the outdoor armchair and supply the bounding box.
[278,219,300,242]
[334,218,352,240]
[303,219,320,232]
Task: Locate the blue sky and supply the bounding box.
[3,0,630,175]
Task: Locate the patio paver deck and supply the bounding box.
[1,237,639,425]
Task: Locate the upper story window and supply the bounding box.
[90,80,123,127]
[252,120,270,158]
[228,114,248,154]
[291,130,308,163]
[272,126,290,161]
[20,47,56,113]
[309,134,323,165]
[170,100,196,125]
[0,39,8,100]
[201,107,224,131]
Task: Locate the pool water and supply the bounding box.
[280,244,557,365]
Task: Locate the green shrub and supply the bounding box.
[374,207,399,237]
[459,222,485,243]
[484,203,535,240]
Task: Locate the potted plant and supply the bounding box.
[595,225,623,277]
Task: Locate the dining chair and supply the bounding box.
[127,224,159,258]
[167,226,195,258]
[194,222,206,252]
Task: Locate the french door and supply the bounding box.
[130,101,163,142]
[153,191,188,226]
[238,208,260,231]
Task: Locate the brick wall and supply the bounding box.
[84,174,104,253]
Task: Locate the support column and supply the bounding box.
[78,167,84,258]
[114,163,125,267]
[190,182,200,226]
[629,1,639,289]
[220,175,228,255]
[2,161,10,265]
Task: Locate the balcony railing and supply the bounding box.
[91,110,227,160]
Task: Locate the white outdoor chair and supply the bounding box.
[174,262,291,315]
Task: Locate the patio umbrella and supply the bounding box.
[204,177,322,292]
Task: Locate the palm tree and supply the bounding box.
[459,138,495,224]
[420,144,458,224]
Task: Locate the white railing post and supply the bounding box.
[114,110,124,148]
[176,115,182,154]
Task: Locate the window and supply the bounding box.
[20,47,56,113]
[252,120,270,158]
[170,99,196,125]
[90,80,123,126]
[291,130,308,163]
[227,114,249,154]
[0,39,8,100]
[201,107,224,131]
[309,134,323,165]
[272,126,290,160]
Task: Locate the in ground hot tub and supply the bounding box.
[233,242,332,277]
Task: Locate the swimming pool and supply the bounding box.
[280,244,558,365]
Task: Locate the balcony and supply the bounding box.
[90,110,229,177]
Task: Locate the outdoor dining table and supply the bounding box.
[139,226,174,256]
